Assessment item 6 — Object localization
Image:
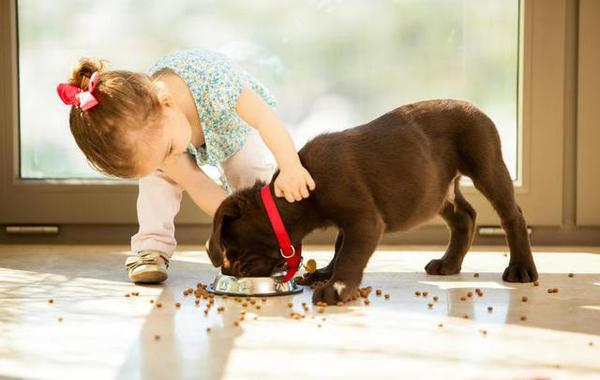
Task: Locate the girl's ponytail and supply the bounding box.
[69,57,107,91]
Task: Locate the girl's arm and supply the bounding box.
[236,86,316,203]
[161,153,228,218]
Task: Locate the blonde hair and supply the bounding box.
[67,57,162,178]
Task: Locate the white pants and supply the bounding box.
[130,129,276,257]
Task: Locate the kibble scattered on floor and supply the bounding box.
[108,274,575,343]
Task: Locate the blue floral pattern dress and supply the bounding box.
[149,48,277,192]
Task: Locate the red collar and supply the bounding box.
[260,185,302,282]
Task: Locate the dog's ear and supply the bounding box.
[206,198,245,267]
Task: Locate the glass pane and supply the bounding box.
[18,0,519,180]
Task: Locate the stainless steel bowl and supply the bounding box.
[206,274,303,297]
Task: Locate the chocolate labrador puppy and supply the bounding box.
[207,99,538,305]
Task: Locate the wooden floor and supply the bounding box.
[1,245,599,380]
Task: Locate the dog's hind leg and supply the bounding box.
[425,179,476,275]
[471,165,538,282]
[458,115,538,282]
[296,232,342,285]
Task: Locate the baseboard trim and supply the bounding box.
[1,224,599,247]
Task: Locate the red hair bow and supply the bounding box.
[56,71,100,111]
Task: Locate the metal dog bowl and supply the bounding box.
[206,274,303,297]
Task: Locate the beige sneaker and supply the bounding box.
[125,250,169,284]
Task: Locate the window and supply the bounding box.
[18,0,519,180]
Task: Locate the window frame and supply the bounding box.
[0,0,580,239]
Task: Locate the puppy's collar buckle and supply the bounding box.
[280,245,295,259]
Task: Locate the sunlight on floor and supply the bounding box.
[0,268,162,380]
[0,245,599,380]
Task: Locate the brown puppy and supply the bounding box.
[207,99,538,305]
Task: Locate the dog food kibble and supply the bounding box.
[467,292,473,298]
[422,291,429,297]
[175,302,181,308]
[241,302,248,307]
[521,296,528,302]
[58,317,63,322]
[234,321,240,327]
[463,315,469,319]
[359,287,372,298]
[474,273,480,278]
[317,324,322,328]
[305,259,317,273]
[204,310,209,316]
[520,316,527,321]
[568,273,574,278]
[533,281,539,286]
[206,328,211,333]
[154,335,160,341]
[195,299,200,305]
[460,297,467,301]
[250,299,256,305]
[427,303,433,309]
[384,293,390,300]
[364,299,370,306]
[261,298,267,302]
[488,306,493,312]
[376,289,382,296]
[217,306,225,313]
[415,291,421,296]
[480,329,488,336]
[433,296,439,302]
[438,323,444,328]
[156,303,162,308]
[475,289,483,296]
[589,341,594,347]
[125,293,130,297]
[336,301,344,307]
[256,305,261,310]
[287,303,293,308]
[547,288,559,294]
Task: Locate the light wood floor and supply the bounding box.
[1,245,599,380]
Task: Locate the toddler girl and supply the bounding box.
[57,48,315,283]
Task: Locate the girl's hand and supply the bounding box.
[274,164,316,202]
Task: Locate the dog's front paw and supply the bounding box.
[312,279,357,305]
[425,258,461,275]
[296,267,333,286]
[503,261,538,283]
